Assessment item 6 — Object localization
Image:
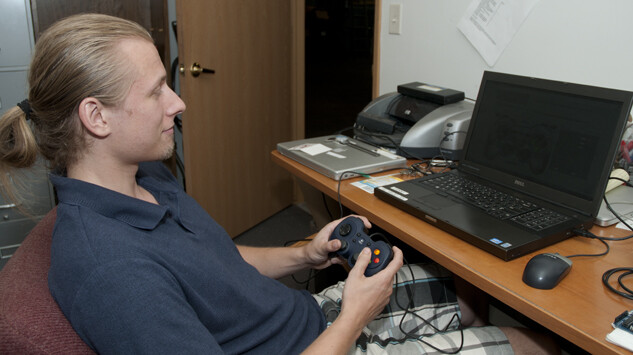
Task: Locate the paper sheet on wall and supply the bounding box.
[457,0,540,67]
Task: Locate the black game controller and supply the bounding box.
[329,217,394,277]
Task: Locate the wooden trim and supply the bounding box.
[290,1,306,204]
[372,0,382,99]
[291,1,305,141]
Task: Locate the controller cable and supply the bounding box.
[336,171,371,219]
[331,167,465,351]
[284,233,465,353]
[371,232,465,354]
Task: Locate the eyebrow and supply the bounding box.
[147,75,166,95]
[154,75,167,88]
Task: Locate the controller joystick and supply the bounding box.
[329,217,394,276]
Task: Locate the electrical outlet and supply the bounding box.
[389,4,402,35]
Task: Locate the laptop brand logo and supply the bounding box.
[514,179,525,187]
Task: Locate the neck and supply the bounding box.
[67,158,157,204]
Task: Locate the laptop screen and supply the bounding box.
[460,71,632,213]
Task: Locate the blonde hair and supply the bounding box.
[0,13,152,204]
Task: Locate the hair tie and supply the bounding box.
[17,99,32,121]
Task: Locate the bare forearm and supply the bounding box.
[301,315,363,355]
[236,245,309,279]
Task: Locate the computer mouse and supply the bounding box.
[522,253,572,290]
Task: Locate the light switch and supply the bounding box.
[389,4,402,35]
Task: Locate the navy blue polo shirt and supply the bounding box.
[48,161,326,354]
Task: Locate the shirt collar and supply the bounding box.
[50,172,176,231]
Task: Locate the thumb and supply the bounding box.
[351,247,372,276]
[327,238,342,253]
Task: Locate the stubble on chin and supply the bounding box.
[161,140,175,161]
[163,142,176,160]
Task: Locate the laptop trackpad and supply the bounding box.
[415,194,456,210]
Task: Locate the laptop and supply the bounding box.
[375,71,633,260]
[277,135,407,180]
[595,185,633,226]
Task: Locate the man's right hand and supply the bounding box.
[300,245,403,355]
[338,245,404,331]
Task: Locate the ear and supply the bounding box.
[77,97,111,138]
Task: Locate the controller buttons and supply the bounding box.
[339,223,352,236]
[373,249,381,264]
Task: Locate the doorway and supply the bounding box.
[305,0,375,138]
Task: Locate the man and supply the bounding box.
[0,13,557,354]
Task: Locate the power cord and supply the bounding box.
[569,175,633,299]
[602,268,633,300]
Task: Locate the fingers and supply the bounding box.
[350,247,372,277]
[333,214,371,230]
[350,245,403,279]
[386,246,404,273]
[352,215,371,229]
[327,238,342,253]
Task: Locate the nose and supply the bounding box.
[167,87,186,117]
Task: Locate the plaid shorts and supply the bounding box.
[312,263,513,354]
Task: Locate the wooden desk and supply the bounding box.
[271,150,633,354]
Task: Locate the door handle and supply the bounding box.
[190,62,215,77]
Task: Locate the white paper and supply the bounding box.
[290,143,331,156]
[457,0,540,66]
[616,218,633,230]
[351,175,403,194]
[606,328,633,352]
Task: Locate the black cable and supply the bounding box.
[603,176,633,234]
[321,193,334,221]
[283,238,323,289]
[352,128,420,159]
[602,268,633,300]
[333,126,354,136]
[595,176,633,299]
[336,171,370,219]
[437,130,467,162]
[287,230,466,351]
[570,227,633,300]
[372,233,465,354]
[566,231,610,258]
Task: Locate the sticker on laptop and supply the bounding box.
[290,143,331,156]
[489,238,512,249]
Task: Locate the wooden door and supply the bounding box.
[176,0,304,237]
[30,0,167,64]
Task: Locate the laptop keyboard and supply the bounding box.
[416,174,571,231]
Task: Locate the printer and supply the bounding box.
[353,82,474,160]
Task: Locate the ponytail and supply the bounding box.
[0,104,40,206]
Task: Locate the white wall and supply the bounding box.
[378,0,633,100]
